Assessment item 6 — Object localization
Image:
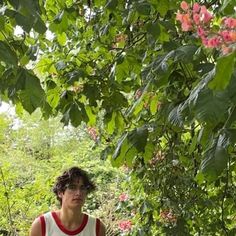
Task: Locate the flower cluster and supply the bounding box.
[149,151,165,167]
[118,220,132,232]
[87,127,98,141]
[160,209,177,224]
[119,193,129,202]
[176,1,236,54]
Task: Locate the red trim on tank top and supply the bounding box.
[51,211,88,235]
[39,215,46,236]
[96,218,100,236]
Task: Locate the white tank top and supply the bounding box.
[39,212,100,236]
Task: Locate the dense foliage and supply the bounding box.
[0,0,236,235]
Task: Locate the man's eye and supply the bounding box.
[68,185,77,190]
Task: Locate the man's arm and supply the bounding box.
[29,218,42,236]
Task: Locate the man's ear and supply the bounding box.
[58,192,63,198]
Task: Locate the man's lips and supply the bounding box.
[72,198,83,201]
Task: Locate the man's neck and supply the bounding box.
[58,207,84,229]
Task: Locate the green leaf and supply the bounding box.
[193,88,229,125]
[57,32,67,46]
[125,147,137,167]
[55,61,66,71]
[112,133,129,167]
[128,126,148,152]
[220,0,235,14]
[54,10,64,24]
[8,0,20,9]
[85,106,96,126]
[198,126,213,148]
[150,94,159,115]
[69,103,82,127]
[18,70,45,114]
[155,0,169,16]
[208,52,235,90]
[174,45,198,63]
[143,142,154,163]
[14,11,33,33]
[146,23,160,39]
[194,172,205,185]
[107,111,116,135]
[201,136,229,182]
[115,111,125,133]
[46,88,60,109]
[105,0,118,10]
[20,55,30,66]
[135,2,151,15]
[0,41,18,66]
[33,17,47,34]
[189,134,198,154]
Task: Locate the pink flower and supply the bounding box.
[193,14,200,25]
[229,31,236,41]
[87,127,98,141]
[180,14,192,31]
[119,193,128,202]
[207,37,221,48]
[221,45,232,55]
[193,3,200,13]
[200,6,213,24]
[197,27,206,37]
[220,30,233,42]
[201,37,209,47]
[118,220,132,232]
[176,11,183,21]
[223,17,236,29]
[182,22,192,31]
[180,1,189,11]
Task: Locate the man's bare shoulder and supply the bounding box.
[29,217,42,236]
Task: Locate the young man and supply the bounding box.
[29,167,106,236]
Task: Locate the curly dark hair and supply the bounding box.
[53,166,96,205]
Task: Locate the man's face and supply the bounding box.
[59,178,88,208]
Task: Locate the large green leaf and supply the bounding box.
[112,126,148,166]
[174,45,199,63]
[127,126,148,152]
[18,70,45,114]
[193,88,229,125]
[208,52,235,90]
[112,133,129,167]
[69,103,83,127]
[69,103,89,127]
[0,41,18,66]
[33,16,47,34]
[220,0,235,14]
[201,134,229,182]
